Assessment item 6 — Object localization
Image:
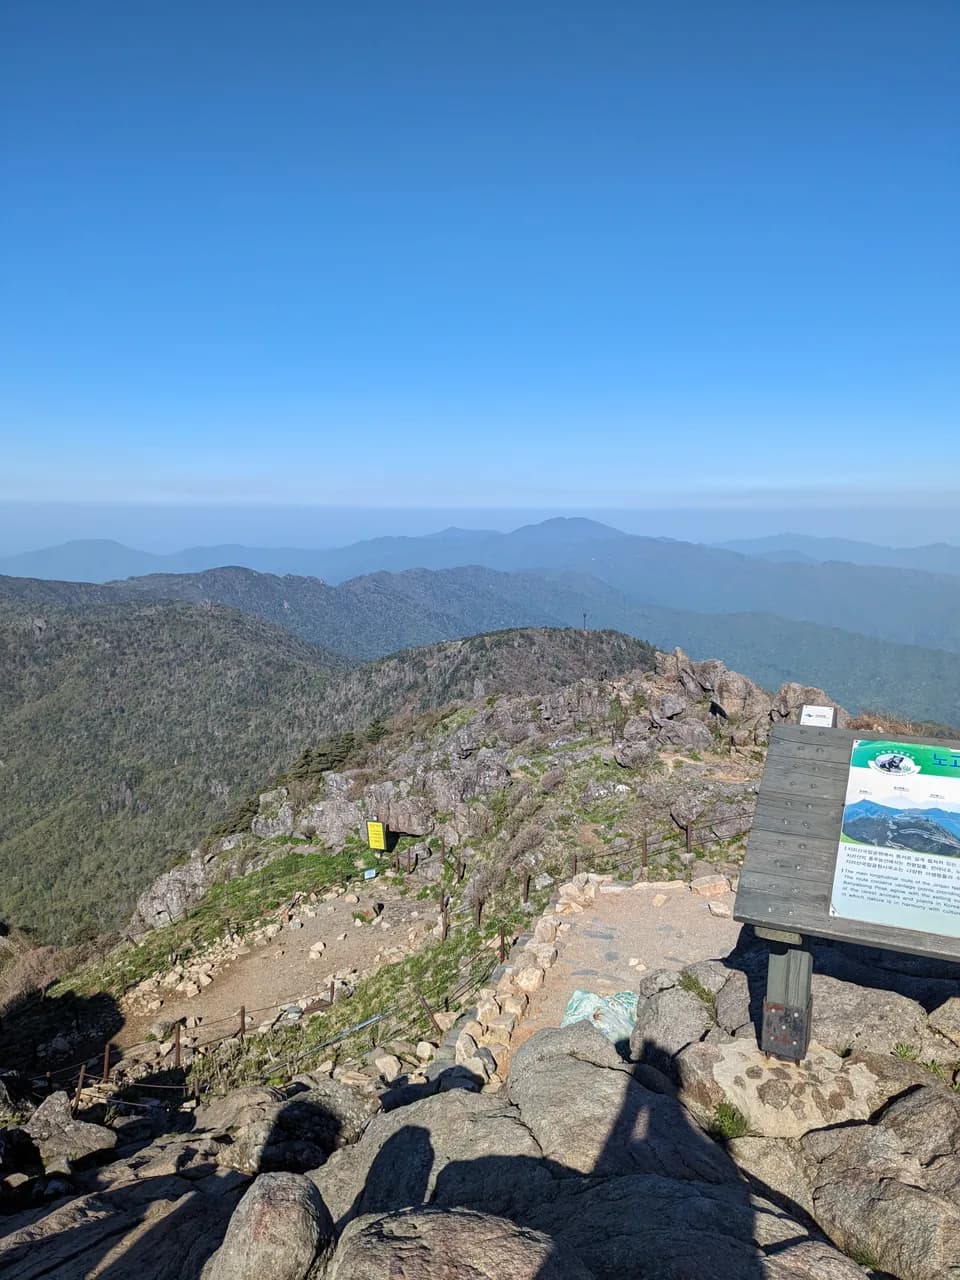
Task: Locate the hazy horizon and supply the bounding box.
[2,498,960,557]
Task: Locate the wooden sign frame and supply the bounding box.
[735,723,960,963]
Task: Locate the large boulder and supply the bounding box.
[20,1090,116,1174]
[676,1039,882,1138]
[327,1207,593,1280]
[654,717,714,752]
[809,974,943,1060]
[296,797,361,846]
[712,670,772,723]
[629,979,715,1075]
[195,1081,378,1175]
[526,1174,866,1280]
[507,1022,732,1184]
[311,1089,551,1230]
[251,788,296,839]
[132,848,219,930]
[362,782,434,837]
[202,1172,333,1280]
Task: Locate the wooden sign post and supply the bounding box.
[736,724,960,1062]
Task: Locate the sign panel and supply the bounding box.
[363,868,378,881]
[366,820,387,852]
[830,739,960,939]
[800,704,836,728]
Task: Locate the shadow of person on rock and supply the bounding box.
[330,1025,782,1279]
[344,1124,435,1223]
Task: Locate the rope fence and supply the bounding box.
[25,801,747,1112]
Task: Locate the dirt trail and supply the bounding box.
[515,880,742,1049]
[117,885,434,1049]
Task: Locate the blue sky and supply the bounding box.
[2,2,958,528]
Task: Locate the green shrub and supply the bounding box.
[709,1102,749,1140]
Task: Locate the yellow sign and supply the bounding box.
[366,820,387,851]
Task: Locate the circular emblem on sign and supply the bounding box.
[869,750,921,775]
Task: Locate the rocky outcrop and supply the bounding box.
[132,845,227,932]
[653,647,848,746]
[130,647,783,937]
[310,1023,863,1278]
[194,1079,380,1175]
[1,1021,878,1278]
[731,1085,960,1280]
[15,1090,116,1174]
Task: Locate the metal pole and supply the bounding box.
[102,1043,111,1083]
[174,1022,182,1070]
[522,872,530,904]
[498,927,506,964]
[239,1006,246,1041]
[414,986,442,1037]
[762,943,813,1063]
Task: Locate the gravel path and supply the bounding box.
[118,885,435,1048]
[515,880,742,1049]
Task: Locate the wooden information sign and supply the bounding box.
[735,723,960,1060]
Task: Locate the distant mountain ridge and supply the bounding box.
[5,518,960,659]
[0,517,624,582]
[3,561,960,724]
[718,533,960,576]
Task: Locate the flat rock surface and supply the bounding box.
[515,879,742,1049]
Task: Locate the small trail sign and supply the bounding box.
[366,820,388,852]
[799,704,837,728]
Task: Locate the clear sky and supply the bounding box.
[2,2,958,529]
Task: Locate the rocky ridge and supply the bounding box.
[132,648,842,935]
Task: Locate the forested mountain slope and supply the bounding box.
[0,602,347,942]
[4,562,959,723]
[0,605,653,943]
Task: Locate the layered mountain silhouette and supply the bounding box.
[2,557,959,724]
[5,518,960,657]
[718,533,960,576]
[842,800,960,856]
